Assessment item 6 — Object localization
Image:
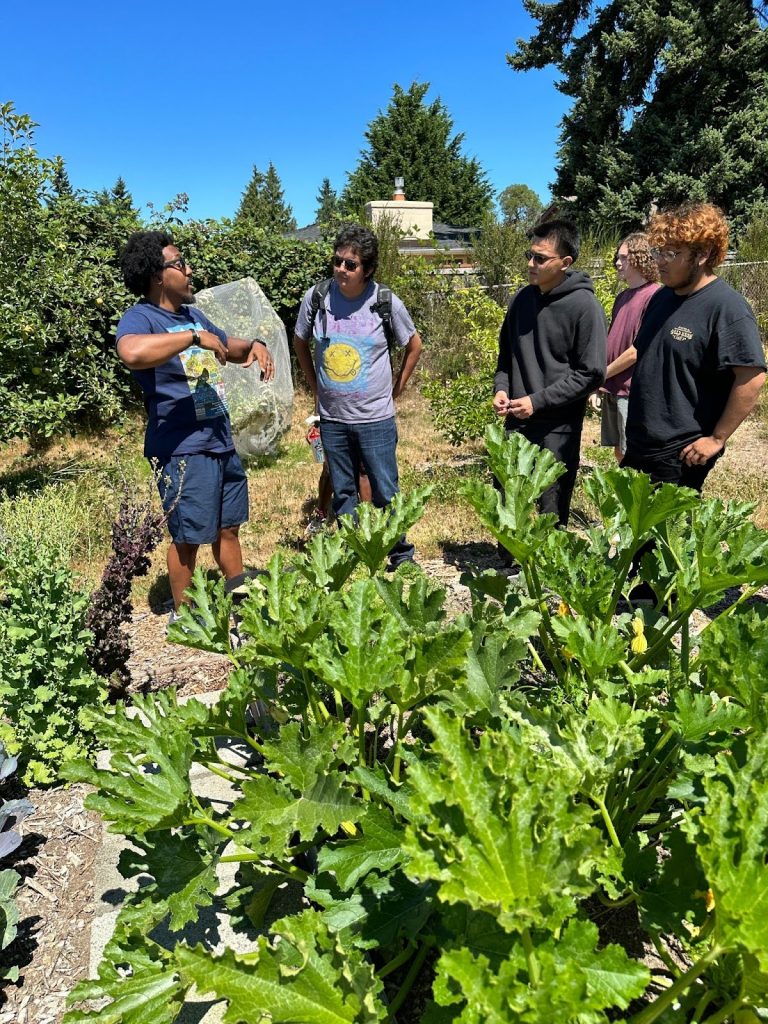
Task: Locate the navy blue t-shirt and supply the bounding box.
[116,302,233,459]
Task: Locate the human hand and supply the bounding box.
[507,395,534,420]
[246,340,274,380]
[588,393,601,411]
[198,330,228,365]
[493,391,510,416]
[679,435,724,465]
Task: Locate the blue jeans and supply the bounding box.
[320,417,414,565]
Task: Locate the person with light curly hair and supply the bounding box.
[622,202,766,491]
[595,233,661,461]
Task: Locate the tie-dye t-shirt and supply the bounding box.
[116,301,233,459]
[295,280,416,423]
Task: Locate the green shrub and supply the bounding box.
[172,219,330,333]
[422,286,504,444]
[0,542,106,786]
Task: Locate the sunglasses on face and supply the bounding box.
[524,249,559,266]
[162,257,189,272]
[333,255,361,272]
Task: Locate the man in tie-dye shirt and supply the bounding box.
[294,224,422,568]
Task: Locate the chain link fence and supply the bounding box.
[717,261,768,340]
[468,262,768,343]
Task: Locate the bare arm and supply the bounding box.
[226,337,274,379]
[680,366,766,464]
[117,329,227,369]
[606,344,637,382]
[293,333,318,397]
[392,332,422,399]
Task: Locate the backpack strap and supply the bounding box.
[309,278,332,339]
[370,283,396,355]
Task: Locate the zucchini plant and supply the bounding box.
[64,427,768,1023]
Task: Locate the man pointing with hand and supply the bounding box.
[116,230,273,617]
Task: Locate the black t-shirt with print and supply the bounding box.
[625,278,765,460]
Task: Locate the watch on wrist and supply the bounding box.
[190,329,200,346]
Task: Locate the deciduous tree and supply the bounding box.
[498,183,543,229]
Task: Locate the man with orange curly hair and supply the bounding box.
[623,203,765,490]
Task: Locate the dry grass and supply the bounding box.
[1,383,766,608]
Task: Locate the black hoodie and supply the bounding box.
[494,270,607,431]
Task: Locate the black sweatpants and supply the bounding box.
[507,422,583,527]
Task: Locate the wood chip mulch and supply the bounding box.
[0,786,100,1024]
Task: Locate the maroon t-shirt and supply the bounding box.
[601,282,661,397]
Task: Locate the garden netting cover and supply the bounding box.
[194,277,293,457]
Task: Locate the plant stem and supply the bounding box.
[629,946,722,1024]
[333,688,344,720]
[521,928,540,986]
[218,853,308,882]
[392,708,405,783]
[691,988,715,1022]
[385,940,433,1021]
[593,795,622,851]
[701,996,745,1024]
[649,930,679,976]
[527,640,548,676]
[377,941,416,980]
[358,706,367,767]
[186,814,236,842]
[199,762,247,786]
[681,617,690,681]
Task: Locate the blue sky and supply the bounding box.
[3,0,572,227]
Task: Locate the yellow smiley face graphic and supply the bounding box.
[324,343,361,383]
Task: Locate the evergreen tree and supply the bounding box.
[341,82,493,226]
[315,178,339,223]
[510,0,768,234]
[498,184,543,229]
[51,156,73,197]
[236,162,296,232]
[110,176,137,215]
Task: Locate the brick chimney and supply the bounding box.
[392,176,405,201]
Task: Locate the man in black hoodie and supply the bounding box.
[493,219,606,526]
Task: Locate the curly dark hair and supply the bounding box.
[120,230,174,296]
[530,219,580,261]
[333,224,378,279]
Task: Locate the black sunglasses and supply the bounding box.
[162,257,189,272]
[333,255,361,272]
[524,249,559,266]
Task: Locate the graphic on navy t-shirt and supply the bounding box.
[169,323,228,421]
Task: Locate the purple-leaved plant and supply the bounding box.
[86,496,165,701]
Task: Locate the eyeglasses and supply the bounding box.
[650,248,683,263]
[333,255,361,272]
[162,257,189,272]
[525,249,559,266]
